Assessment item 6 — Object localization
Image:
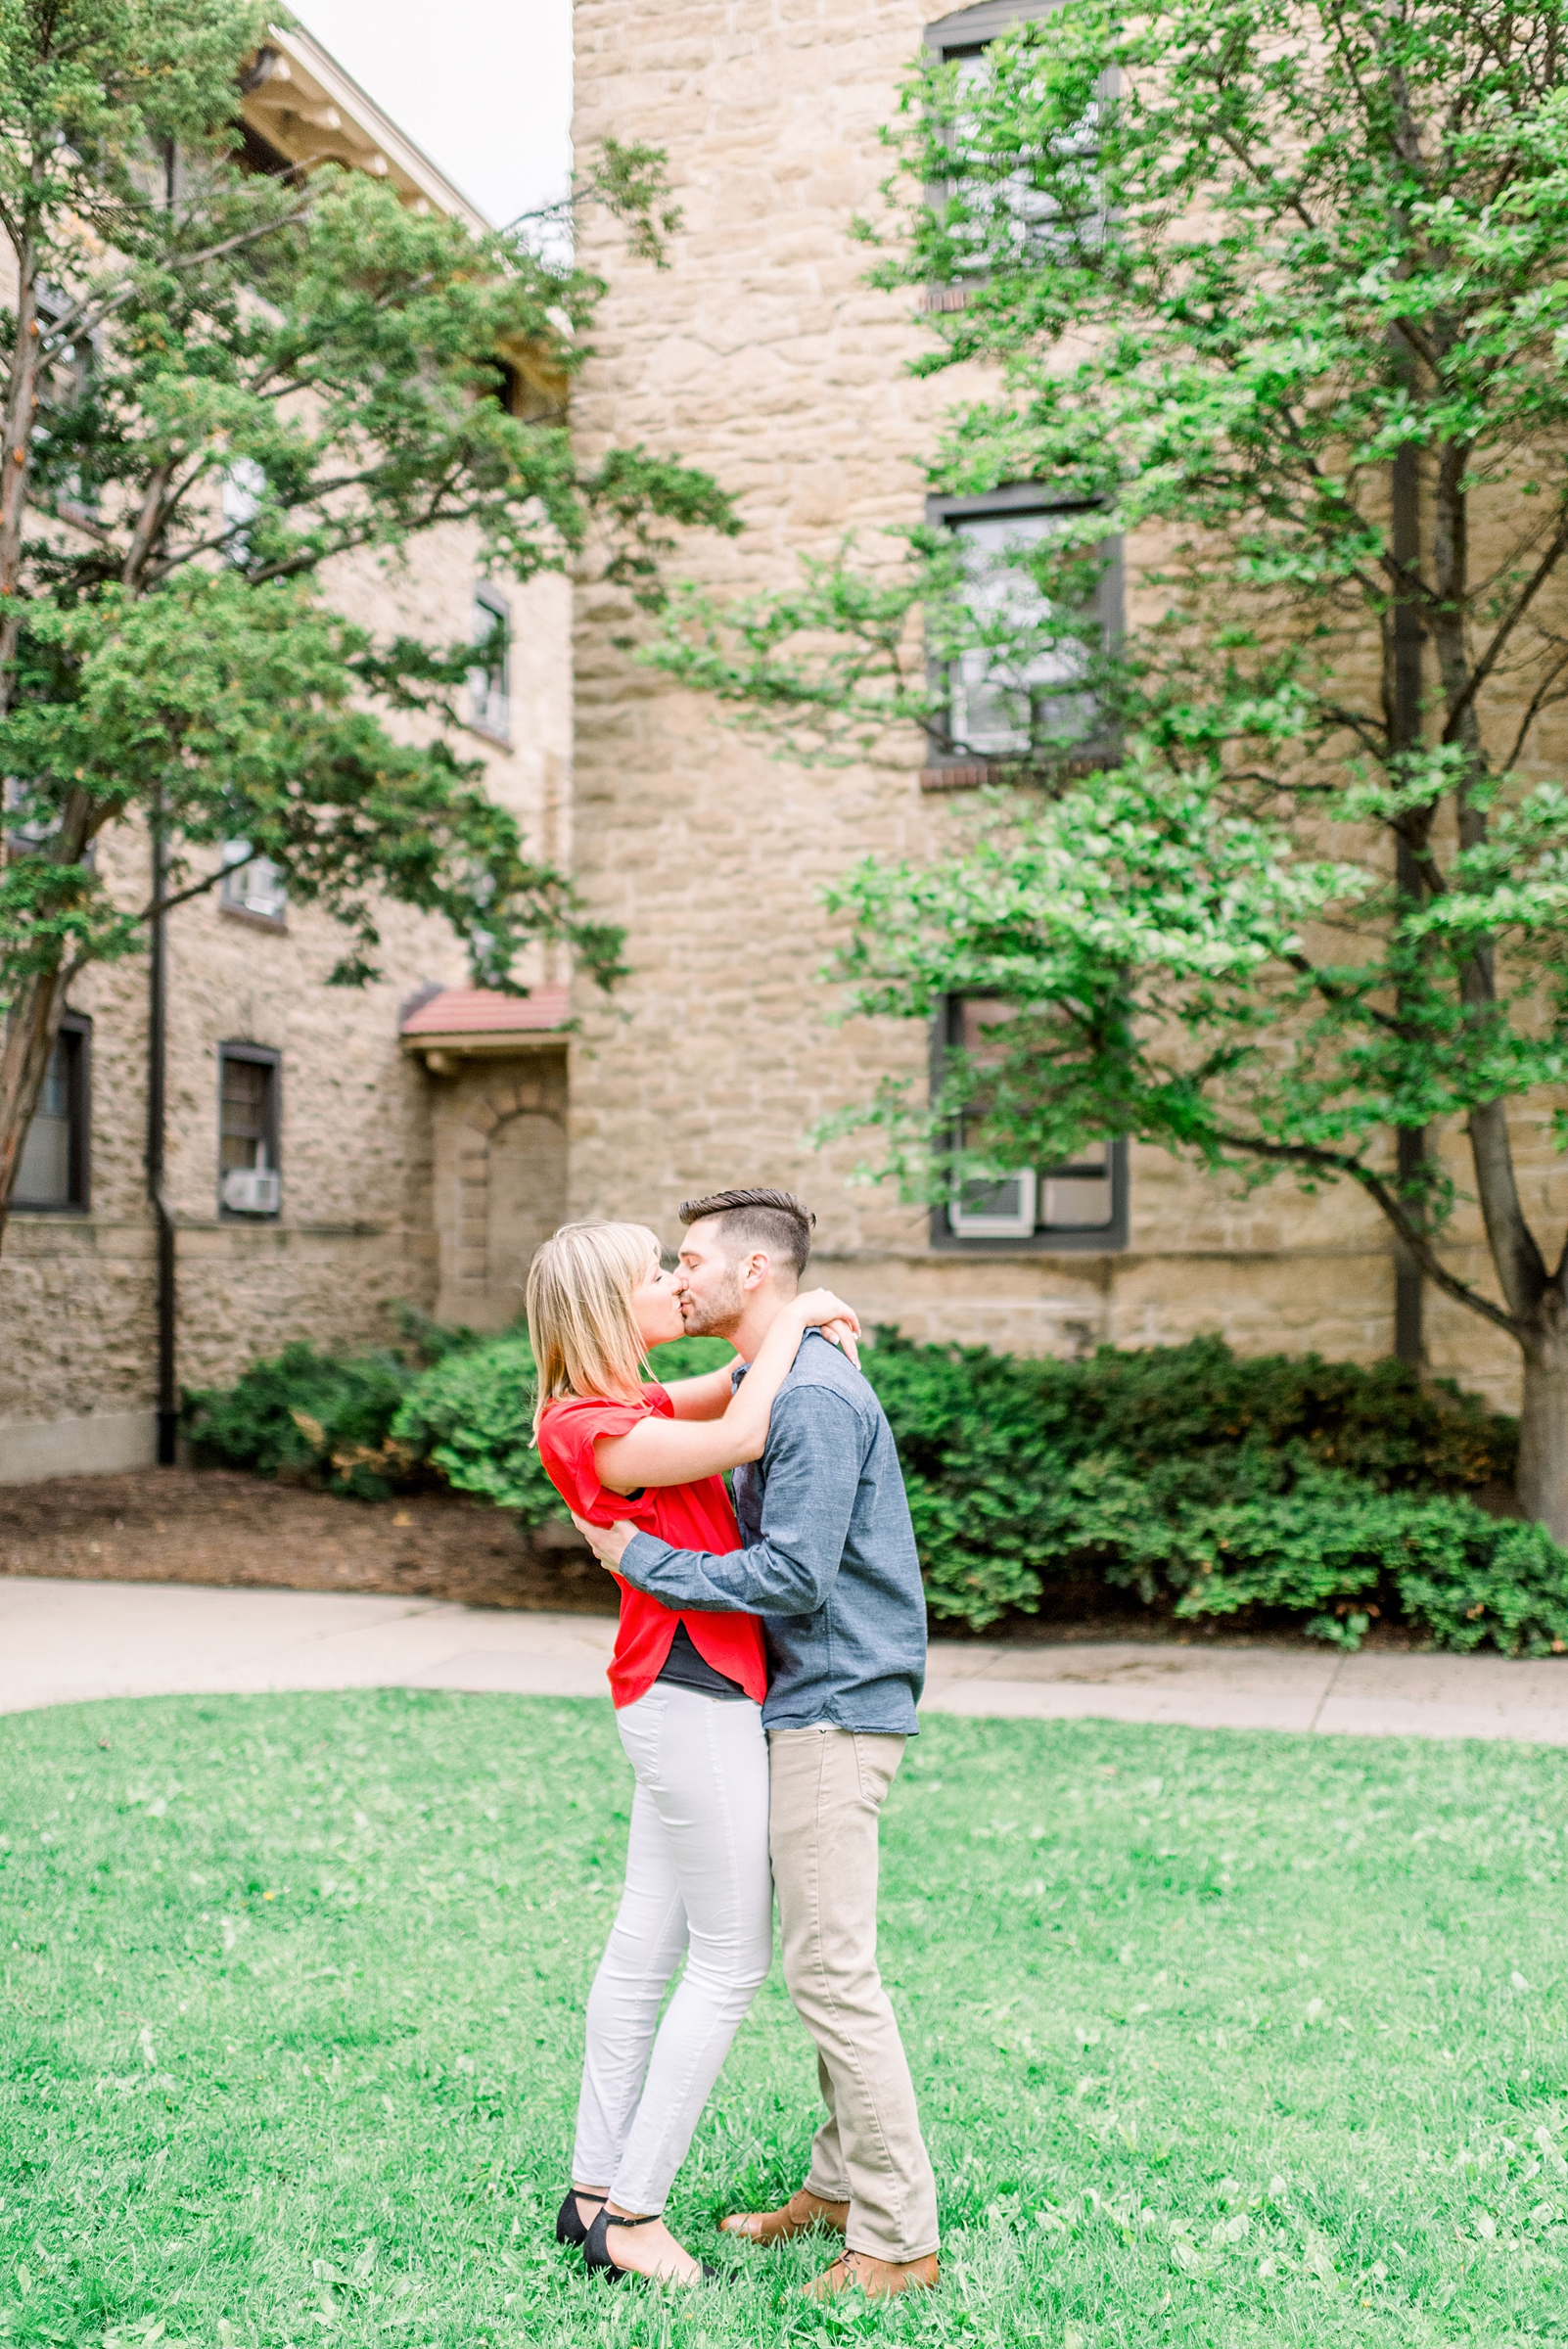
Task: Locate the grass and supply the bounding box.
[1,1692,1565,2348]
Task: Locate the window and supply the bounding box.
[221,458,266,565]
[929,995,1128,1252]
[926,484,1122,784]
[923,2,1108,298]
[470,586,511,741]
[33,284,97,512]
[218,1043,281,1218]
[13,1014,90,1213]
[926,0,1066,54]
[220,840,288,925]
[5,780,97,870]
[6,777,61,857]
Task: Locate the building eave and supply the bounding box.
[241,23,490,232]
[402,1031,570,1074]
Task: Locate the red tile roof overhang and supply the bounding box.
[399,984,571,1062]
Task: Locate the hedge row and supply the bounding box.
[182,1326,1568,1653]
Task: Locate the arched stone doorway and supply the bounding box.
[485,1108,568,1323]
[416,1047,570,1332]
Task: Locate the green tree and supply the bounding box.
[650,0,1568,1538]
[0,0,735,1240]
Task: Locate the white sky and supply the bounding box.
[296,0,573,229]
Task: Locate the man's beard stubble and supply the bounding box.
[680,1263,748,1339]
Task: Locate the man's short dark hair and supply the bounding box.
[678,1186,815,1278]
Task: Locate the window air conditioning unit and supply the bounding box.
[223,1168,281,1215]
[948,1168,1037,1239]
[235,872,288,922]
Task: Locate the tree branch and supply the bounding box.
[1466,1092,1551,1319]
[121,461,176,589]
[134,854,248,924]
[1504,642,1568,770]
[1281,948,1404,1033]
[1210,1122,1523,1337]
[40,208,311,354]
[1443,511,1568,744]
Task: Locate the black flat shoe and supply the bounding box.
[583,2207,730,2284]
[556,2188,604,2249]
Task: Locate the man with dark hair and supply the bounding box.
[571,1187,939,2299]
[678,1183,815,1273]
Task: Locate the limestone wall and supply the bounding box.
[567,0,1563,1413]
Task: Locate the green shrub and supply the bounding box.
[641,1335,738,1381]
[862,1330,1514,1498]
[183,1342,420,1498]
[859,1332,1556,1650]
[1161,1470,1568,1653]
[387,1330,736,1519]
[391,1336,559,1523]
[187,1320,1561,1653]
[182,1326,734,1517]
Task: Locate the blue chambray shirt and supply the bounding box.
[619,1330,927,1733]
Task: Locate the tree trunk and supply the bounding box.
[1390,429,1426,1366]
[0,219,43,721]
[0,959,68,1248]
[0,786,98,1248]
[1517,1315,1568,1546]
[0,208,50,1254]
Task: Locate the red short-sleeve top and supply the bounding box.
[535,1383,767,1710]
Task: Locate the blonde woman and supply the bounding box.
[528,1221,859,2288]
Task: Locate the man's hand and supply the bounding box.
[571,1512,637,1569]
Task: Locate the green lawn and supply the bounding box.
[1,1692,1565,2347]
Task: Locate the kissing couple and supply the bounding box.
[528,1186,940,2297]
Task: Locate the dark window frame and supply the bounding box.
[920,1,1116,322]
[12,1011,91,1215]
[925,0,1065,47]
[33,281,100,514]
[216,1040,282,1221]
[927,993,1129,1254]
[470,584,512,744]
[219,843,289,930]
[924,483,1124,787]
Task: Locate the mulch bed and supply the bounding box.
[0,1468,618,1615]
[0,1466,1424,1647]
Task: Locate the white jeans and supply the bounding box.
[572,1682,774,2216]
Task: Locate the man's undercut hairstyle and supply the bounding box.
[678,1186,815,1279]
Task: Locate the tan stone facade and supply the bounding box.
[566,0,1565,1414]
[0,43,574,1480]
[9,4,1562,1486]
[401,988,571,1332]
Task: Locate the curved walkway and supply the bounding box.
[4,1575,1568,1742]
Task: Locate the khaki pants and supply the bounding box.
[767,1726,940,2263]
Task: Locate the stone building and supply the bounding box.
[565,0,1567,1413]
[10,1,1563,1490]
[0,24,573,1481]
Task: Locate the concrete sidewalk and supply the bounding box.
[4,1575,1568,1743]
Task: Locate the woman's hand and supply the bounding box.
[791,1287,861,1368]
[590,1285,865,1496]
[819,1316,859,1367]
[791,1288,861,1365]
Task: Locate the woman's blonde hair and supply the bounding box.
[527,1221,662,1435]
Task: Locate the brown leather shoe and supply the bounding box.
[804,2249,940,2299]
[720,2187,850,2244]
